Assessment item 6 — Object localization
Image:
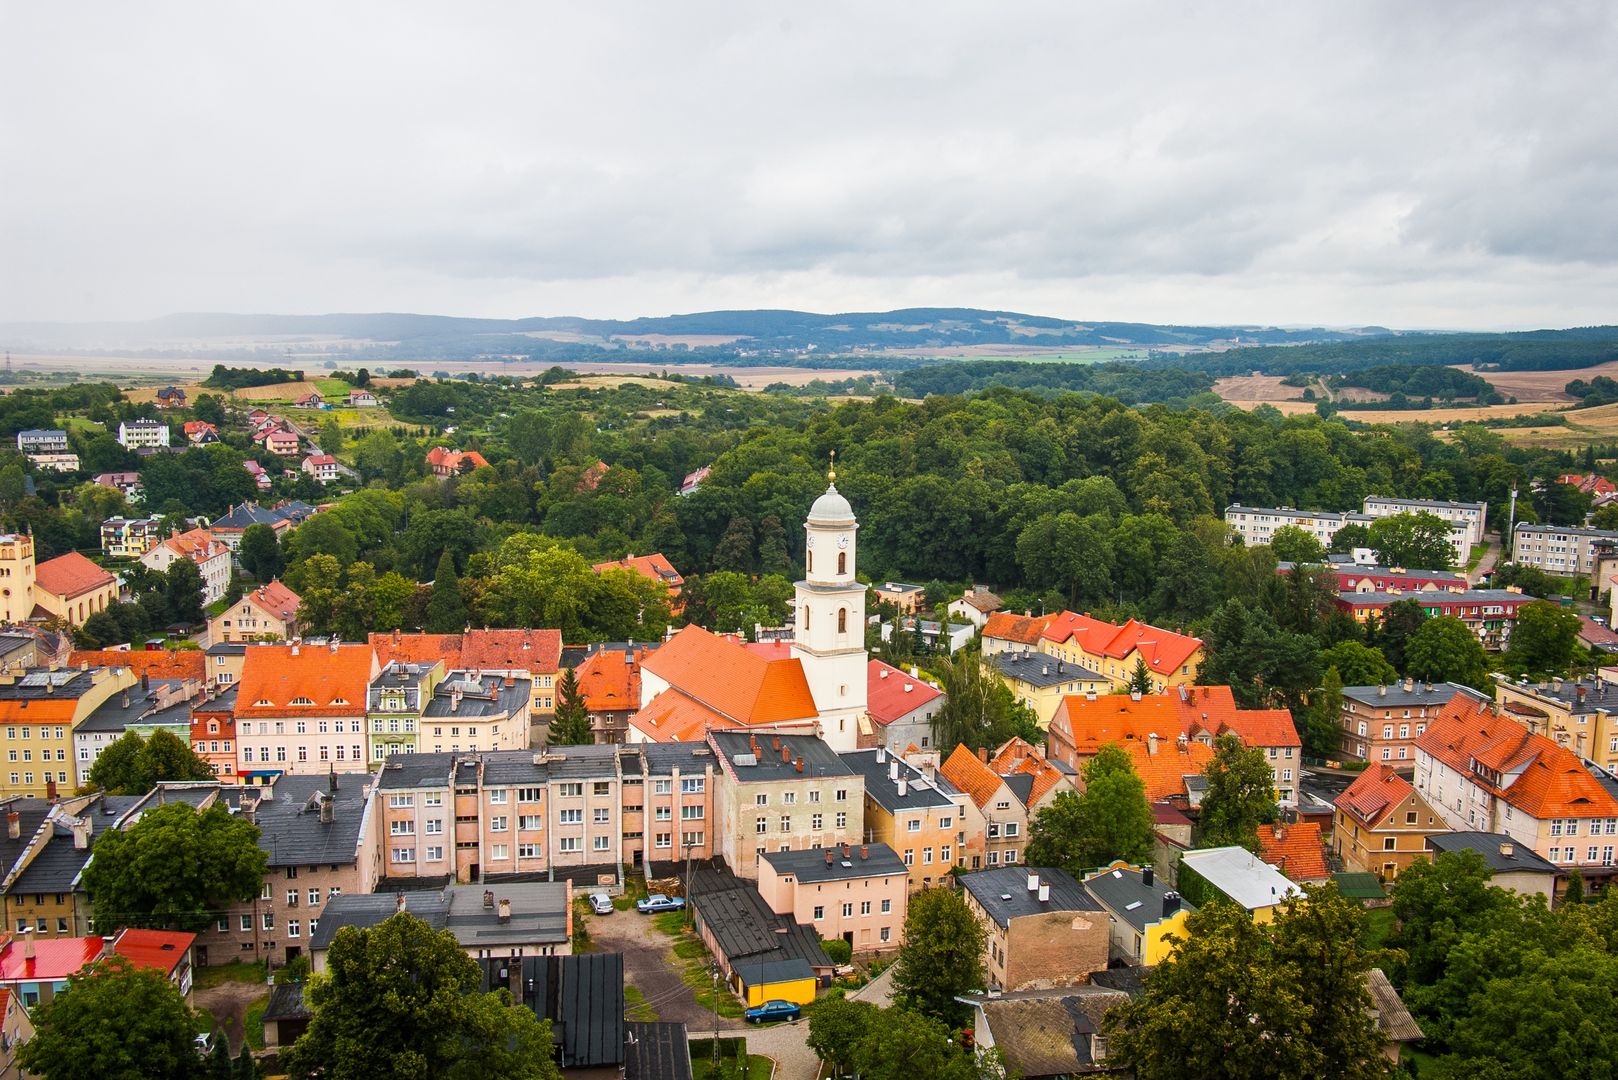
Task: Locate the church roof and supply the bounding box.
[638,626,818,727]
[807,484,855,525]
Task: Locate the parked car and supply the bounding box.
[193,1032,214,1055]
[636,893,685,914]
[745,999,802,1024]
[589,892,614,915]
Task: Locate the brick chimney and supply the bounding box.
[498,898,511,923]
[5,812,18,840]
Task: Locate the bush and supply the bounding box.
[823,938,854,966]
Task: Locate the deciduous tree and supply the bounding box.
[1026,745,1153,874]
[237,523,283,582]
[807,996,878,1076]
[1367,511,1456,570]
[1405,614,1490,688]
[892,887,985,1025]
[87,729,216,795]
[1197,733,1278,851]
[1505,600,1584,677]
[19,956,205,1080]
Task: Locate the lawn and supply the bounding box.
[1361,906,1397,952]
[676,948,745,1019]
[689,1038,770,1080]
[651,910,688,937]
[624,985,659,1022]
[194,960,267,989]
[244,992,269,1050]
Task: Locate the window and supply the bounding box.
[388,794,414,808]
[487,790,506,804]
[881,898,892,914]
[559,808,585,825]
[1406,811,1418,825]
[860,901,872,915]
[390,820,414,835]
[923,848,934,865]
[491,816,508,831]
[287,920,300,938]
[491,844,509,860]
[286,889,298,906]
[842,903,853,917]
[391,848,415,863]
[808,790,820,803]
[780,816,791,831]
[559,783,583,797]
[655,806,672,821]
[783,792,796,805]
[907,819,921,833]
[682,831,704,847]
[594,781,611,796]
[519,815,543,830]
[559,837,581,853]
[519,844,540,858]
[241,915,252,932]
[1384,837,1397,851]
[756,817,768,834]
[262,913,275,930]
[681,777,705,793]
[424,792,443,806]
[811,813,823,830]
[835,789,847,802]
[1004,849,1018,864]
[425,819,443,834]
[942,844,952,862]
[813,905,824,920]
[518,787,543,802]
[903,849,914,866]
[595,808,612,823]
[835,812,847,829]
[594,836,611,851]
[681,805,704,820]
[654,779,672,795]
[879,927,891,943]
[939,816,951,829]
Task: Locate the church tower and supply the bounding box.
[792,453,867,752]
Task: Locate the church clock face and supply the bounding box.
[837,534,850,549]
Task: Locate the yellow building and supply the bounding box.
[983,611,1204,695]
[0,536,35,625]
[31,553,118,627]
[845,748,971,891]
[1178,846,1299,925]
[734,959,817,1007]
[1493,675,1618,773]
[1084,862,1195,966]
[0,668,135,798]
[986,650,1108,728]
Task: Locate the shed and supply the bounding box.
[733,957,816,1007]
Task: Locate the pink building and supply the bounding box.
[756,842,908,953]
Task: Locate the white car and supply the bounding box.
[589,892,614,915]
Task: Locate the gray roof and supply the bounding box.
[1367,968,1423,1043]
[1083,865,1192,932]
[1179,846,1300,910]
[687,865,830,972]
[960,866,1100,929]
[709,731,853,781]
[367,661,437,710]
[1427,831,1558,874]
[991,650,1103,688]
[1500,675,1618,715]
[445,882,570,948]
[760,842,906,883]
[1364,496,1485,512]
[840,749,952,812]
[78,680,193,733]
[10,796,143,894]
[309,891,452,951]
[478,751,546,787]
[0,670,96,700]
[1226,504,1371,524]
[206,643,248,657]
[624,1022,693,1080]
[970,987,1130,1077]
[733,957,815,988]
[422,671,530,718]
[0,798,58,883]
[262,983,311,1023]
[481,953,624,1069]
[1513,522,1618,539]
[377,752,457,790]
[250,773,374,868]
[639,741,715,776]
[1003,773,1035,808]
[0,635,35,660]
[1341,681,1480,708]
[1341,589,1531,605]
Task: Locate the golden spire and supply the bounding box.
[828,449,837,484]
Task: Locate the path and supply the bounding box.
[723,1020,818,1080]
[587,907,744,1031]
[1469,535,1501,584]
[193,979,269,1055]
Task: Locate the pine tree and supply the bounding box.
[234,1043,257,1079]
[1127,657,1153,695]
[425,550,466,634]
[549,667,593,745]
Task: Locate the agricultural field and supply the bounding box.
[1211,374,1306,405]
[1488,401,1618,449]
[1452,362,1602,403]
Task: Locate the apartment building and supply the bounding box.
[15,431,68,455]
[1332,764,1447,881]
[365,661,442,763]
[709,731,863,880]
[843,747,971,890]
[116,419,170,449]
[206,581,301,644]
[1362,496,1487,544]
[960,866,1108,991]
[1494,674,1618,774]
[73,676,199,787]
[99,517,163,558]
[419,671,532,755]
[1335,589,1531,649]
[989,650,1108,727]
[1338,681,1480,764]
[1227,503,1473,565]
[1511,522,1618,577]
[757,843,908,953]
[862,659,946,753]
[1,793,141,939]
[1037,612,1204,692]
[370,630,563,724]
[139,529,234,607]
[0,668,137,798]
[234,643,378,782]
[941,746,1029,869]
[191,689,239,781]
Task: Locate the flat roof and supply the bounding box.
[959,866,1100,929]
[761,842,906,883]
[1179,846,1299,909]
[1427,831,1558,874]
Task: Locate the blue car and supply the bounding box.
[745,1000,801,1024]
[636,893,686,914]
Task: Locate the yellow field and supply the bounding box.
[1490,402,1618,449]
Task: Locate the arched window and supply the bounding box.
[803,606,810,630]
[837,608,847,634]
[837,552,846,575]
[807,551,814,573]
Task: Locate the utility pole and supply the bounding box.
[711,960,722,1069]
[1507,488,1519,562]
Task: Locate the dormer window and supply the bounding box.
[331,698,348,706]
[254,699,273,708]
[290,696,314,706]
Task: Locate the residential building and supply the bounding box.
[1362,496,1488,544]
[1254,821,1329,882]
[980,611,1050,658]
[1414,695,1618,890]
[243,460,272,492]
[310,882,571,972]
[1038,612,1204,692]
[65,649,206,684]
[880,615,973,655]
[871,581,924,614]
[293,391,323,408]
[0,796,62,930]
[233,642,378,782]
[0,986,34,1079]
[25,453,79,473]
[941,745,1029,869]
[207,580,301,644]
[346,389,378,407]
[1337,681,1481,764]
[425,446,490,477]
[0,668,136,797]
[861,659,945,753]
[191,690,239,781]
[0,538,34,625]
[1177,846,1299,923]
[628,625,820,745]
[1227,503,1474,566]
[625,741,717,872]
[989,649,1108,727]
[301,454,340,484]
[708,731,861,880]
[843,747,968,890]
[1577,616,1618,655]
[369,629,563,723]
[962,986,1129,1079]
[687,864,831,1007]
[960,866,1109,991]
[678,465,711,497]
[419,670,531,755]
[1119,736,1214,806]
[1082,863,1193,967]
[92,472,143,499]
[116,419,170,450]
[183,420,219,445]
[1333,764,1447,881]
[72,676,199,787]
[140,529,233,606]
[0,928,194,1008]
[262,429,300,457]
[205,643,246,691]
[154,386,187,408]
[757,842,908,952]
[947,585,1003,628]
[99,515,163,558]
[1493,674,1618,772]
[207,501,314,551]
[32,553,117,626]
[14,431,68,455]
[572,645,654,744]
[591,553,684,610]
[988,737,1076,817]
[0,637,42,676]
[365,661,442,763]
[1334,589,1531,648]
[1426,832,1559,899]
[1306,559,1470,594]
[0,792,142,939]
[1511,522,1618,576]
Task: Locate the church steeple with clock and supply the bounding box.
[792,452,868,752]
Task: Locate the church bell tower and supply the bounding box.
[791,453,867,751]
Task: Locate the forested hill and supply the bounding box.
[1143,326,1618,376]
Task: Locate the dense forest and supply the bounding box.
[1144,326,1618,376]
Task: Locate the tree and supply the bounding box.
[82,802,267,934]
[425,549,467,634]
[223,574,244,607]
[1317,640,1398,687]
[1328,522,1371,554]
[1303,665,1345,761]
[1367,511,1455,570]
[1026,745,1153,874]
[18,956,205,1080]
[1405,615,1491,688]
[234,1044,257,1080]
[88,729,216,795]
[850,1007,979,1080]
[1126,657,1153,695]
[164,557,206,624]
[549,667,592,745]
[1390,848,1512,987]
[1505,600,1584,677]
[1566,867,1586,906]
[712,514,755,572]
[284,912,560,1080]
[1371,597,1428,672]
[192,393,226,426]
[238,523,283,582]
[207,1037,233,1079]
[1197,733,1278,851]
[1266,887,1390,1079]
[807,996,878,1077]
[932,649,1033,751]
[892,887,985,1025]
[1268,524,1328,564]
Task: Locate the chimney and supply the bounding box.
[291,643,300,657]
[329,768,339,793]
[71,817,91,849]
[141,672,149,690]
[330,639,339,654]
[860,845,868,860]
[897,778,908,796]
[1578,686,1588,705]
[1038,883,1050,903]
[483,890,495,909]
[889,761,899,781]
[451,688,462,713]
[1404,677,1414,693]
[842,842,851,859]
[5,812,18,840]
[1163,890,1180,918]
[772,736,782,752]
[826,850,834,865]
[1274,822,1286,841]
[1377,683,1386,697]
[1142,865,1154,887]
[977,747,988,763]
[23,932,33,962]
[877,747,887,763]
[1130,690,1142,702]
[395,893,407,913]
[1085,688,1097,701]
[319,795,334,824]
[45,779,56,802]
[879,668,889,680]
[781,747,790,764]
[121,691,130,709]
[795,757,803,774]
[1027,872,1039,893]
[1147,732,1158,755]
[498,898,511,923]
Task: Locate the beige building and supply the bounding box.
[207,580,301,644]
[1511,522,1618,577]
[941,745,1029,869]
[419,671,533,755]
[709,731,863,880]
[1332,764,1447,881]
[960,866,1109,992]
[757,843,908,953]
[844,748,973,891]
[31,553,118,627]
[0,538,35,625]
[1493,675,1618,773]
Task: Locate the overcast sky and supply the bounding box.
[3,2,1615,329]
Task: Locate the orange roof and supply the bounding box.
[34,552,116,600]
[157,528,227,563]
[592,553,684,593]
[627,689,743,742]
[989,737,1068,808]
[370,632,465,670]
[638,625,817,726]
[1049,694,1185,757]
[1041,613,1203,677]
[236,643,375,717]
[67,649,204,681]
[1417,695,1618,819]
[1256,822,1329,882]
[1119,738,1215,802]
[867,660,944,725]
[458,629,563,674]
[575,647,654,713]
[577,461,610,491]
[425,447,489,472]
[110,928,194,976]
[1336,764,1418,828]
[982,612,1053,645]
[940,744,1008,809]
[1176,685,1300,748]
[241,580,301,623]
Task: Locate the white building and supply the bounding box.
[16,430,70,454]
[117,420,170,450]
[1362,496,1488,544]
[791,469,869,753]
[1225,504,1472,566]
[1512,522,1618,578]
[139,529,234,606]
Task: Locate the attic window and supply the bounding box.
[1125,900,1142,911]
[290,697,314,706]
[331,698,349,706]
[254,699,273,707]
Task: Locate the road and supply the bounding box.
[587,906,743,1032]
[1469,535,1501,585]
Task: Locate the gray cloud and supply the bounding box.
[3,1,1616,328]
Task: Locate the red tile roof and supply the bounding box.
[156,528,228,563]
[109,928,194,976]
[1579,617,1618,649]
[458,629,563,674]
[1176,685,1300,748]
[626,688,743,742]
[1120,739,1215,802]
[1336,764,1418,828]
[1042,615,1203,678]
[33,552,116,600]
[638,625,818,726]
[1417,695,1618,819]
[67,649,205,681]
[303,454,338,467]
[1256,822,1329,882]
[867,660,943,725]
[241,580,301,623]
[425,447,489,473]
[1049,695,1185,757]
[574,648,653,713]
[940,744,1008,810]
[236,643,375,717]
[989,737,1068,808]
[370,632,464,670]
[592,553,684,594]
[982,612,1053,646]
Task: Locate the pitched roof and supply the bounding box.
[1120,738,1215,802]
[236,644,374,717]
[839,749,952,812]
[989,738,1068,808]
[426,447,489,472]
[156,528,227,562]
[982,612,1053,645]
[1367,969,1424,1044]
[1176,686,1300,748]
[591,553,683,589]
[954,587,1003,614]
[866,660,943,724]
[1255,822,1329,882]
[458,629,563,674]
[972,988,1130,1077]
[940,744,1009,810]
[1050,695,1185,756]
[959,866,1100,928]
[1335,764,1418,828]
[760,843,906,883]
[239,580,301,623]
[1083,865,1194,932]
[110,929,194,976]
[574,647,652,714]
[303,454,338,467]
[67,649,205,681]
[1040,613,1204,677]
[627,689,742,743]
[638,626,817,726]
[1417,695,1618,819]
[33,552,115,600]
[1426,831,1559,873]
[1179,846,1299,910]
[370,632,465,670]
